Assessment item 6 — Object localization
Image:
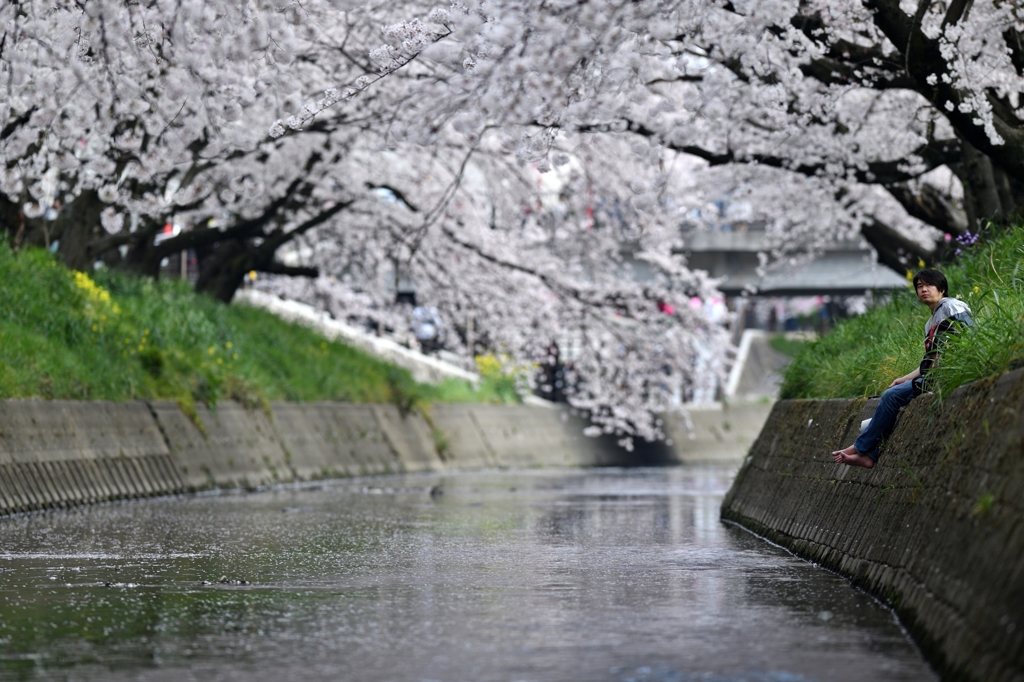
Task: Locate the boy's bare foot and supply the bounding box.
[831,445,875,469]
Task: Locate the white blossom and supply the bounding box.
[1,0,1020,440]
[98,186,119,203]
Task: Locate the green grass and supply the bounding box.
[768,334,810,358]
[0,245,511,411]
[780,224,1024,399]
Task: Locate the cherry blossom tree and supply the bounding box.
[264,0,1024,441]
[1,0,394,293]
[263,134,730,443]
[300,0,1019,272]
[4,0,1021,441]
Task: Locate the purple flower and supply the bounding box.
[956,231,978,247]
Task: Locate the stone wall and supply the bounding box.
[721,368,1024,682]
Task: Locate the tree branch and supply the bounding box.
[610,119,960,185]
[860,216,936,272]
[260,261,318,278]
[885,182,968,236]
[150,177,307,259]
[256,198,354,258]
[863,0,1024,175]
[1004,28,1024,77]
[941,0,974,29]
[1,107,35,141]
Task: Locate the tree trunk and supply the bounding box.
[992,167,1018,217]
[51,190,106,272]
[885,182,968,237]
[0,195,23,249]
[195,240,252,303]
[953,136,1005,231]
[860,218,937,273]
[118,220,170,279]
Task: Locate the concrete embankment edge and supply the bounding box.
[0,399,769,513]
[720,368,1024,682]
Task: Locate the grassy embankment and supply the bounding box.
[0,245,516,415]
[781,225,1024,400]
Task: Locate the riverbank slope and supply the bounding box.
[721,367,1024,682]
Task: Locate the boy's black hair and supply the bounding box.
[913,268,948,296]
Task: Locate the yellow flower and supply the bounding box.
[225,341,233,349]
[72,271,112,305]
[905,270,913,282]
[973,285,980,293]
[475,354,505,379]
[232,353,239,360]
[73,271,117,321]
[918,259,925,268]
[208,347,216,355]
[91,324,97,332]
[217,358,223,365]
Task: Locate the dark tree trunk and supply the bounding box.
[0,194,23,249]
[860,218,938,273]
[950,137,1024,235]
[1,190,107,270]
[52,190,106,271]
[885,182,968,237]
[195,240,252,303]
[992,167,1019,217]
[119,220,169,280]
[194,237,320,303]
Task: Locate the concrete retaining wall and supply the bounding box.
[0,397,770,516]
[0,401,185,511]
[721,368,1024,682]
[666,403,770,463]
[0,400,644,514]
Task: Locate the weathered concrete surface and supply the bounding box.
[462,404,600,468]
[721,368,1024,682]
[0,397,767,516]
[0,400,185,513]
[665,403,772,463]
[371,404,442,473]
[151,401,292,490]
[269,403,380,479]
[429,404,498,469]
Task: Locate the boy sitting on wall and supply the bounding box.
[831,269,973,469]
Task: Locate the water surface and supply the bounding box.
[0,466,935,681]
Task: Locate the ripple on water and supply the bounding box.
[0,466,936,682]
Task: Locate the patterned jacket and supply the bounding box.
[914,297,974,392]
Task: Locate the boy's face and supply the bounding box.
[915,281,943,307]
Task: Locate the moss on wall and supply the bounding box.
[722,369,1024,682]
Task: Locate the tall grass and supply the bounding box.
[780,225,1024,399]
[0,245,510,409]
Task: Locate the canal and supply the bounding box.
[0,465,935,681]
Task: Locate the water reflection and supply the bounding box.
[0,466,934,681]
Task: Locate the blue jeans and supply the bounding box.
[854,381,918,461]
